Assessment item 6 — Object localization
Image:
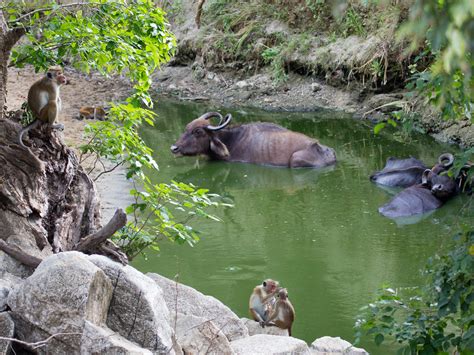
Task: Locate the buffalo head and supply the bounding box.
[421,168,458,201]
[171,112,233,159]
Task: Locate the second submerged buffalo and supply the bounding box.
[170,112,336,168]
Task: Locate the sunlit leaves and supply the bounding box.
[399,0,473,121]
[114,180,228,260]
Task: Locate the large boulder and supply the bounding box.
[0,312,14,355]
[80,321,153,355]
[231,334,310,354]
[310,336,368,354]
[7,252,113,353]
[176,313,234,354]
[88,255,174,353]
[147,273,249,342]
[241,317,289,336]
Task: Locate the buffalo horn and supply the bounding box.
[197,112,224,123]
[205,113,232,131]
[421,169,431,186]
[438,153,454,168]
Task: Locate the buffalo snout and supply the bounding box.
[170,145,180,154]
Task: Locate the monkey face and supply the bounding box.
[278,288,288,300]
[263,279,278,292]
[46,67,67,86]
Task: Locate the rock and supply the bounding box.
[310,336,368,354]
[311,83,322,92]
[264,20,290,36]
[147,273,249,342]
[7,252,113,353]
[231,334,310,354]
[175,313,234,354]
[89,255,174,353]
[235,80,250,89]
[241,317,289,336]
[80,321,153,355]
[0,285,8,312]
[0,312,14,355]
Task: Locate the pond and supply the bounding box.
[132,98,473,353]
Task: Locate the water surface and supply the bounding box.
[132,98,472,353]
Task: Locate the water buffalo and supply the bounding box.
[370,153,453,188]
[379,168,458,218]
[170,112,337,168]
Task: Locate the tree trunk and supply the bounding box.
[0,10,127,267]
[0,119,128,266]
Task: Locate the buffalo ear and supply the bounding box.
[210,137,229,159]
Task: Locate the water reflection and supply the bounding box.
[173,161,334,196]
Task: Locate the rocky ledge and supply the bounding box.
[0,251,368,354]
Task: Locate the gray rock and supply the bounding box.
[8,252,113,353]
[175,313,234,354]
[235,80,250,89]
[0,312,14,355]
[89,256,174,353]
[310,336,368,354]
[264,20,290,36]
[147,273,249,342]
[231,334,310,354]
[241,317,289,336]
[80,321,153,355]
[0,286,9,312]
[311,83,322,92]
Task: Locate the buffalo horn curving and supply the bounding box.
[197,112,224,123]
[421,169,431,186]
[205,113,232,131]
[438,153,454,168]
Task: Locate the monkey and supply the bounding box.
[18,66,67,150]
[265,288,295,336]
[78,106,108,121]
[249,279,279,327]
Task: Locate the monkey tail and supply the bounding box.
[18,119,40,149]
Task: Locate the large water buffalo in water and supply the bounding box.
[378,167,458,218]
[170,112,337,168]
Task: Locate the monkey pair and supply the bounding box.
[249,279,295,336]
[17,66,67,160]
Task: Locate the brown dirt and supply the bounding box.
[6,66,132,150]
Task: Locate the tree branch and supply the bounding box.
[0,239,42,268]
[74,208,127,252]
[0,333,82,350]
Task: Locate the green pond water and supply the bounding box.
[132,98,473,354]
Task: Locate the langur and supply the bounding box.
[18,66,67,150]
[265,288,295,336]
[249,279,279,326]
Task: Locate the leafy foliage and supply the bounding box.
[114,180,228,260]
[355,230,474,354]
[399,0,473,121]
[4,0,224,259]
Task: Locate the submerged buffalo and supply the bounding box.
[378,168,458,218]
[170,112,337,168]
[370,153,454,188]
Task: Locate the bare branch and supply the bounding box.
[0,239,42,268]
[0,333,82,350]
[74,208,127,252]
[10,2,95,23]
[93,161,124,181]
